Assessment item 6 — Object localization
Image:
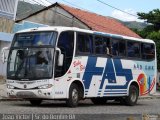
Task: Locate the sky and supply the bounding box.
[34,0,160,22]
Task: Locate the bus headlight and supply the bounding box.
[7,84,15,89]
[38,84,53,89]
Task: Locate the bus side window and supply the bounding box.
[141,43,155,60]
[119,40,126,57]
[110,38,126,57]
[77,33,93,54]
[103,37,110,55]
[127,41,140,58]
[94,36,103,54]
[111,39,119,56]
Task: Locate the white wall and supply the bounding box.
[0,41,10,76]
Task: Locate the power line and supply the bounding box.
[60,0,87,11]
[38,0,50,6]
[43,0,53,4]
[16,0,46,17]
[32,0,47,6]
[54,1,130,33]
[23,0,48,7]
[48,7,124,34]
[29,0,121,33]
[28,0,45,7]
[57,0,124,32]
[96,0,138,17]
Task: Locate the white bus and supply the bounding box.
[2,27,157,107]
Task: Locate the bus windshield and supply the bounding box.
[12,32,57,47]
[7,31,57,80]
[7,48,54,80]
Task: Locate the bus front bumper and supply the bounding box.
[7,88,54,99]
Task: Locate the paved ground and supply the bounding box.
[0,99,159,114]
[0,79,7,99]
[0,99,160,120]
[0,80,160,120]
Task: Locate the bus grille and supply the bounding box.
[16,91,37,98]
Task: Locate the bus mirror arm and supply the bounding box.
[1,47,9,64]
[56,48,64,66]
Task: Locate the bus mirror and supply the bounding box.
[1,47,9,63]
[56,48,64,66]
[58,54,64,66]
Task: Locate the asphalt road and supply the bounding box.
[0,99,159,120]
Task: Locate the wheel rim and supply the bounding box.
[72,88,78,103]
[130,89,137,102]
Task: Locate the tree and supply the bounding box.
[134,9,160,70]
[138,9,160,30]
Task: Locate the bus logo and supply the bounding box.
[83,57,133,90]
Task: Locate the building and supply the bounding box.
[15,2,140,38]
[0,0,18,76]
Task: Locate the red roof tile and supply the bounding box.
[59,4,141,38]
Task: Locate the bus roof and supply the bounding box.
[16,26,155,44]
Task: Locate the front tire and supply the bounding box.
[30,100,42,106]
[125,85,139,106]
[66,83,79,107]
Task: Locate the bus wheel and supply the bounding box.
[66,83,79,107]
[91,98,107,105]
[30,100,42,106]
[125,85,139,106]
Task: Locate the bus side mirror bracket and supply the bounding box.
[1,47,9,64]
[56,48,64,66]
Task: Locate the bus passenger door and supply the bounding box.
[54,31,74,98]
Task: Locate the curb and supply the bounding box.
[139,95,160,99]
